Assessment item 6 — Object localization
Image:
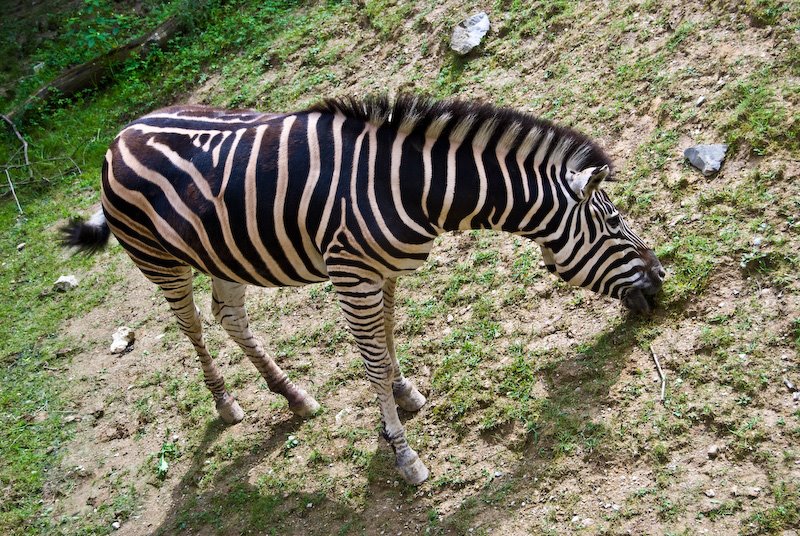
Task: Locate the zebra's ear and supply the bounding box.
[569,165,610,199]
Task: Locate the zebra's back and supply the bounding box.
[103,107,346,287]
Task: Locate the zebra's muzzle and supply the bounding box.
[621,254,664,314]
[622,287,656,314]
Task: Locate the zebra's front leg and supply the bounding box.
[211,277,320,417]
[383,278,427,412]
[334,276,429,485]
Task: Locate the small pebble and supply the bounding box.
[746,487,761,498]
[111,521,121,530]
[794,392,800,402]
[306,502,313,508]
[16,242,25,251]
[708,445,719,459]
[696,96,706,107]
[705,489,716,498]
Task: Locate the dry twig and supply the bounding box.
[4,169,23,214]
[650,347,666,403]
[1,113,32,178]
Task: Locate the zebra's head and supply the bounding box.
[537,164,665,314]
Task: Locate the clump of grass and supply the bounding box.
[743,482,800,534]
[717,67,800,156]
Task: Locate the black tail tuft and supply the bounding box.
[60,215,111,255]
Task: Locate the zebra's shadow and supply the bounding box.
[435,312,666,531]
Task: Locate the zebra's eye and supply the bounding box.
[607,215,621,228]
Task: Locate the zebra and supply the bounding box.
[61,95,664,484]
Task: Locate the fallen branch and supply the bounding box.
[1,113,32,178]
[7,15,183,121]
[650,347,666,403]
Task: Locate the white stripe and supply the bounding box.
[298,113,327,274]
[244,124,294,285]
[315,113,346,250]
[390,132,436,239]
[275,115,320,281]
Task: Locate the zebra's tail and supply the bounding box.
[60,209,111,255]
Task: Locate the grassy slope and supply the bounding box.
[1,0,799,534]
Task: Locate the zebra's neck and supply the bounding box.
[310,96,610,245]
[405,123,572,238]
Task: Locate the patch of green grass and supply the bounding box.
[742,481,800,535]
[717,67,800,156]
[740,0,791,26]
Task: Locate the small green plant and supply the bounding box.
[156,441,179,480]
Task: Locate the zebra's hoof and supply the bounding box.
[397,456,429,485]
[395,386,427,412]
[216,394,245,425]
[288,392,321,418]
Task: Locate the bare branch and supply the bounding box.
[1,113,33,178]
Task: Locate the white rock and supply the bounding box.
[696,96,706,107]
[450,12,490,55]
[53,275,79,292]
[110,327,135,354]
[111,521,121,530]
[16,242,25,251]
[704,489,716,498]
[707,444,719,459]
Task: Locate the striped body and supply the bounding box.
[68,96,663,484]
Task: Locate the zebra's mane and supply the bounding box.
[306,94,612,174]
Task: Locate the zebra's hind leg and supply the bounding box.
[383,278,427,412]
[157,268,244,424]
[211,277,320,418]
[333,275,429,485]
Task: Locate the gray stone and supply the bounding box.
[707,444,719,459]
[53,275,78,292]
[450,12,490,55]
[684,144,728,176]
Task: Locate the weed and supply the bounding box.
[155,440,180,480]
